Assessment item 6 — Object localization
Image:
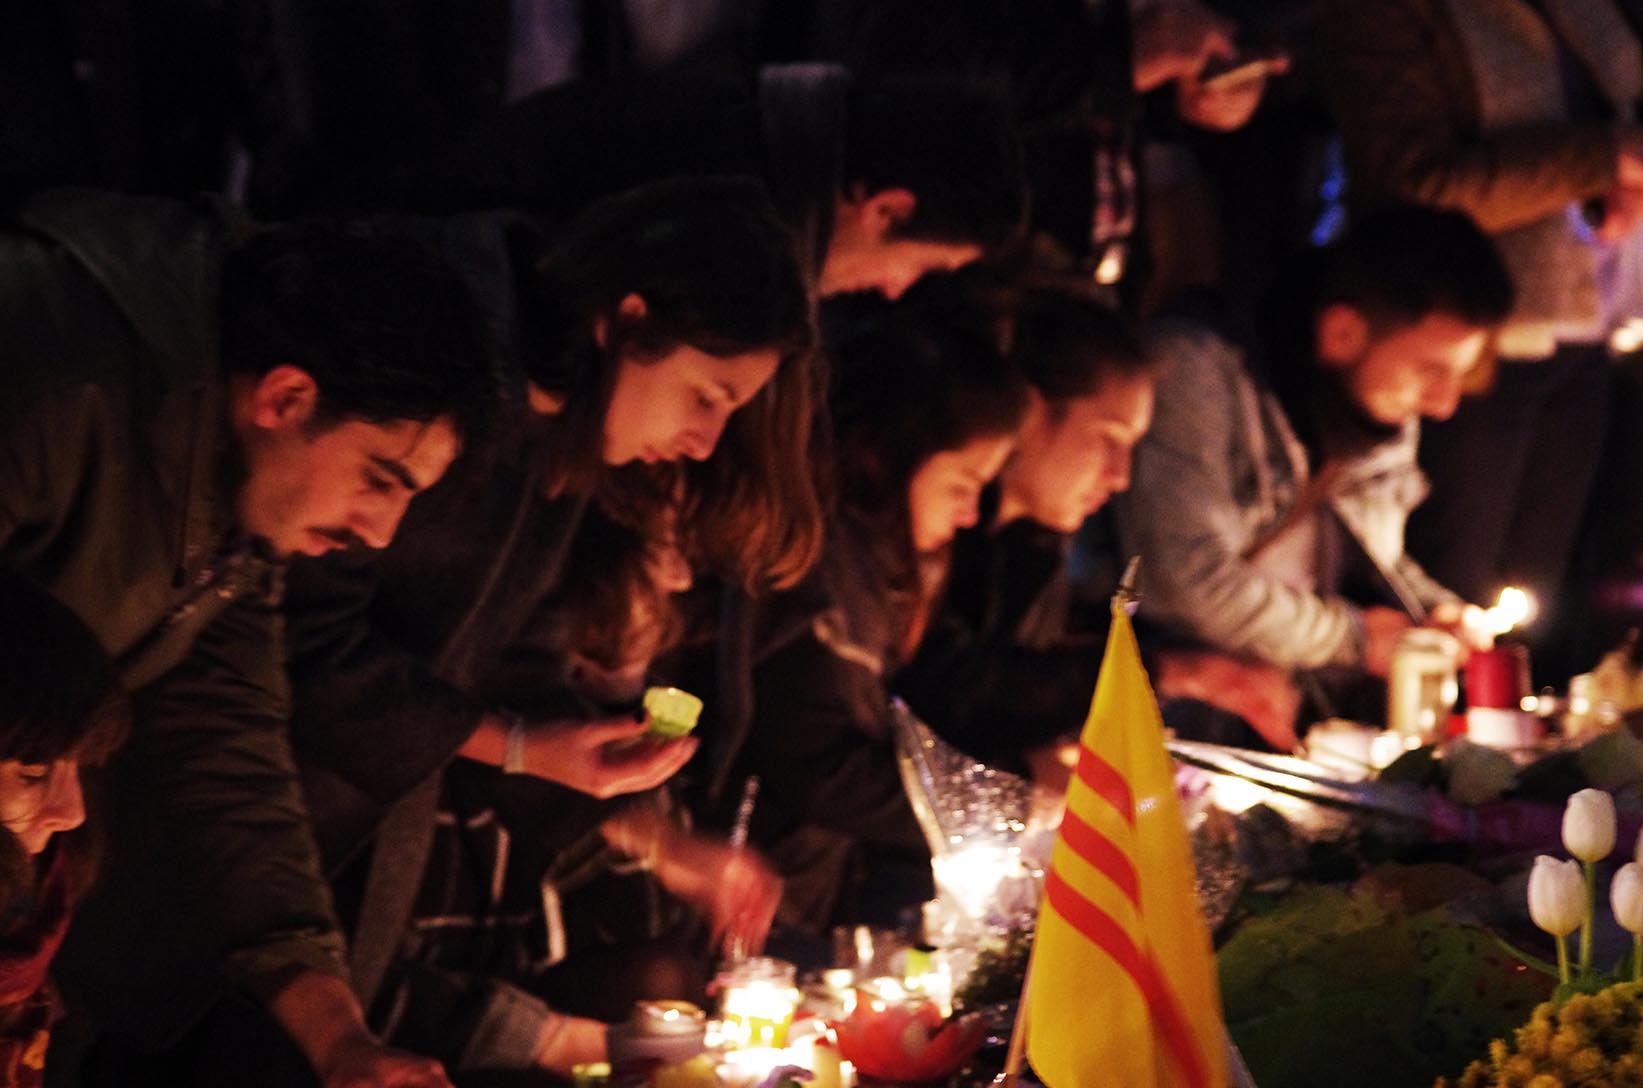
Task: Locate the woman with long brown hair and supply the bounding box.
[280,176,819,1078]
[710,306,1029,943]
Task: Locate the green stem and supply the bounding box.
[1581,862,1597,972]
[1558,933,1571,985]
[1635,934,1642,984]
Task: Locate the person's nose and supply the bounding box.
[1423,375,1463,421]
[356,494,410,550]
[39,764,85,837]
[657,547,694,593]
[680,413,729,461]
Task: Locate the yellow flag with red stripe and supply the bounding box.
[1024,603,1227,1088]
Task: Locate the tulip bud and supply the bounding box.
[1529,855,1585,937]
[1563,788,1617,863]
[1614,863,1643,935]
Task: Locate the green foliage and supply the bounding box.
[953,925,1034,1012]
[1442,981,1643,1087]
[1217,875,1552,1088]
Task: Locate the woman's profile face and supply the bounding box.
[906,432,1016,554]
[0,759,85,855]
[602,343,780,466]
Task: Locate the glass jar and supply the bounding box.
[1387,628,1461,745]
[717,957,800,1049]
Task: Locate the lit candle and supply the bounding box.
[1482,587,1535,637]
[717,1047,785,1088]
[719,958,801,1049]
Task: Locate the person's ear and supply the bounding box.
[248,366,320,430]
[594,293,649,350]
[1315,303,1370,367]
[859,188,918,239]
[1018,386,1051,440]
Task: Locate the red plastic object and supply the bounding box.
[833,996,989,1083]
[1466,644,1530,710]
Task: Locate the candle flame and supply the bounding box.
[1484,587,1534,636]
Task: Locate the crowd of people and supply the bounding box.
[3,1,1643,1085]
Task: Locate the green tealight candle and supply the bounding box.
[643,686,703,739]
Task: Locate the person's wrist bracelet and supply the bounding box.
[501,711,528,775]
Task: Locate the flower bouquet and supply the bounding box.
[1444,789,1643,1085]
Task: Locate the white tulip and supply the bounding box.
[1563,789,1617,863]
[1614,864,1643,935]
[1528,855,1586,938]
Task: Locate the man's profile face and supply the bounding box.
[1319,306,1490,427]
[236,366,460,558]
[1001,372,1155,533]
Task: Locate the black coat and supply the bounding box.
[897,493,1109,774]
[0,191,344,1049]
[695,521,928,934]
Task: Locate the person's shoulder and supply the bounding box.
[5,189,229,392]
[1145,292,1255,405]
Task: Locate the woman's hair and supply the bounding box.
[830,310,1028,606]
[0,574,127,767]
[1009,288,1152,410]
[520,176,825,589]
[552,508,684,677]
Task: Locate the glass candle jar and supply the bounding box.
[718,957,801,1049]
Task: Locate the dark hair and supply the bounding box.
[1009,288,1151,409]
[0,574,127,766]
[219,221,502,448]
[843,78,1027,251]
[552,509,683,677]
[524,176,825,589]
[1317,204,1514,331]
[831,311,1028,605]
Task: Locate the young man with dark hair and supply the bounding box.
[0,190,498,1087]
[1113,204,1514,749]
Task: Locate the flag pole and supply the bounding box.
[1000,956,1034,1087]
[1000,559,1143,1088]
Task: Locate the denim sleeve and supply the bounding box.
[1114,321,1363,670]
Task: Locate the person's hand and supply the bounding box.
[272,972,450,1088]
[1132,0,1237,92]
[318,1033,452,1088]
[1022,739,1080,794]
[533,1013,609,1076]
[1617,129,1643,189]
[527,716,698,799]
[1360,605,1413,679]
[1176,53,1289,131]
[1597,185,1643,243]
[657,834,782,956]
[1154,649,1302,751]
[1427,600,1492,655]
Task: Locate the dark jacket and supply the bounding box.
[0,191,345,1047]
[706,521,927,933]
[284,409,590,1007]
[896,491,1107,774]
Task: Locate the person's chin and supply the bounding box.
[295,529,349,558]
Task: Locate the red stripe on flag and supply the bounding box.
[1044,867,1211,1088]
[1060,807,1140,908]
[1076,746,1135,825]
